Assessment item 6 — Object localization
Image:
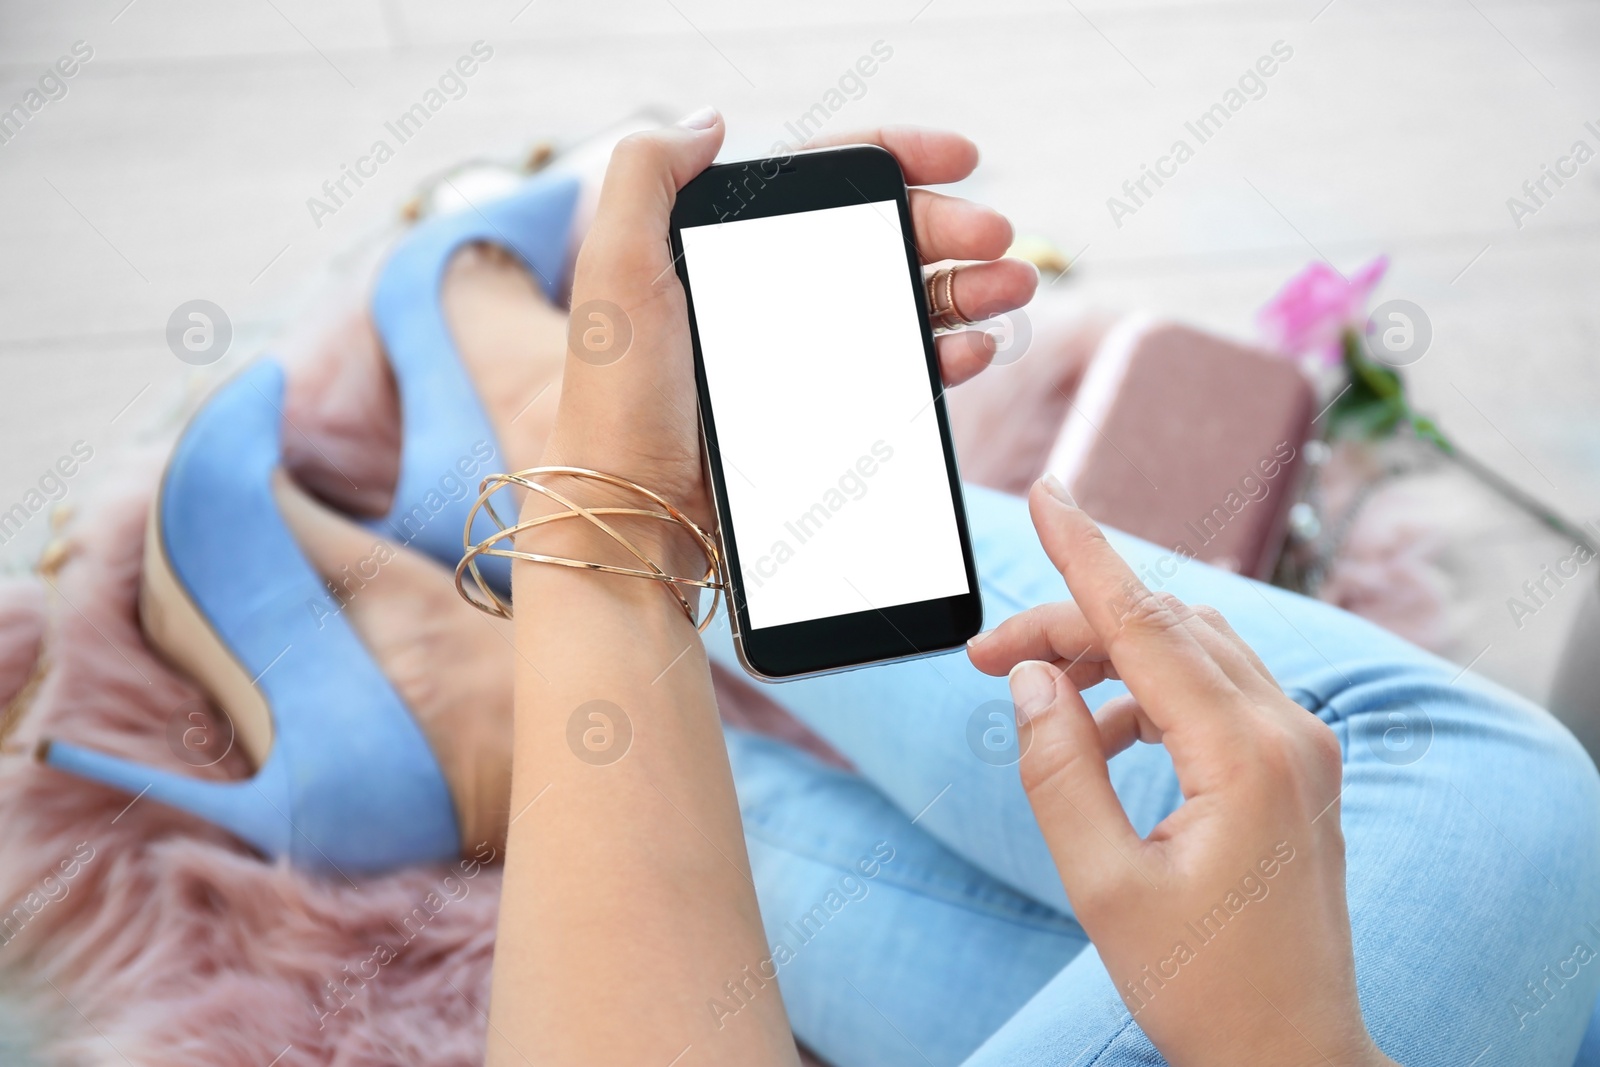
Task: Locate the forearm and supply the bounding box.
[487,516,797,1066]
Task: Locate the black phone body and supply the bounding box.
[670,145,982,680]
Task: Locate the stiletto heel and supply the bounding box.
[37,738,295,861]
[39,361,461,875]
[371,172,581,594]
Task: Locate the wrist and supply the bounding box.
[509,474,714,626]
[514,474,707,577]
[1177,1005,1389,1067]
[1266,1027,1394,1067]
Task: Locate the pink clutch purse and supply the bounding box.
[1044,318,1316,580]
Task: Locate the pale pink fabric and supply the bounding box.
[0,299,1444,1066]
[0,449,500,1067]
[1312,441,1452,654]
[0,291,498,1066]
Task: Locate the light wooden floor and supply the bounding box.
[1,0,1596,699]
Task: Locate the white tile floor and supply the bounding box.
[1,0,1596,698]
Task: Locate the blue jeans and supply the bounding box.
[709,485,1600,1066]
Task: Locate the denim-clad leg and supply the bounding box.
[716,484,1600,1065]
[726,727,1087,1067]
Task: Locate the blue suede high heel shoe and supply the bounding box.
[370,170,580,594]
[39,361,461,875]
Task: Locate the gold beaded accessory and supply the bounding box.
[925,264,974,332]
[454,466,725,632]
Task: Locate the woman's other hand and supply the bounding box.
[968,477,1396,1067]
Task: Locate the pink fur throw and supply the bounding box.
[0,297,1449,1066]
[0,452,503,1067]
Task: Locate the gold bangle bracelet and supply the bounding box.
[454,466,725,632]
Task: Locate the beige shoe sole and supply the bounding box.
[139,481,275,768]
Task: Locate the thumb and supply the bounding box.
[1010,660,1144,901]
[586,107,724,254]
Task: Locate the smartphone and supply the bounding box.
[670,145,982,680]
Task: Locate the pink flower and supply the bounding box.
[1258,255,1388,368]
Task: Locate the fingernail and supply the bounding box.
[1040,473,1077,508]
[677,106,719,130]
[966,629,992,649]
[1009,660,1057,716]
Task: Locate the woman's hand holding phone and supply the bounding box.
[968,478,1397,1067]
[541,108,1038,566]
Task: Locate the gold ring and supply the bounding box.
[926,265,974,332]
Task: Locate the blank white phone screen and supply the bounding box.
[680,200,970,630]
